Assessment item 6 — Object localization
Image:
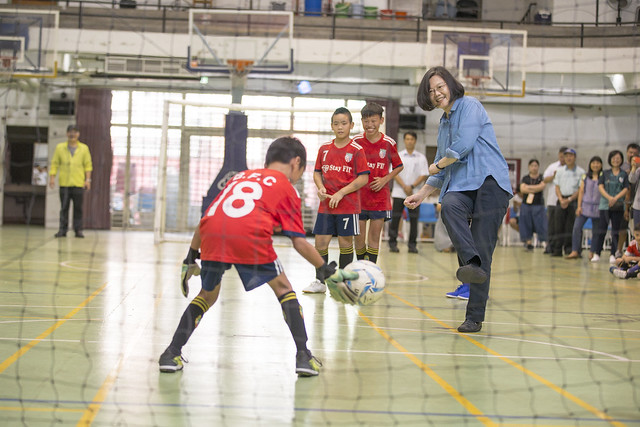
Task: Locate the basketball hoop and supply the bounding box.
[463,75,491,100]
[0,56,16,79]
[227,59,254,77]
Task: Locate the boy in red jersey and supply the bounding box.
[159,137,342,377]
[352,102,403,263]
[610,223,640,279]
[303,107,370,294]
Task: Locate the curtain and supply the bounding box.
[77,88,113,230]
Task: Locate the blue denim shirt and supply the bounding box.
[425,96,513,201]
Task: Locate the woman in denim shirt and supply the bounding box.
[405,66,512,333]
[565,156,603,260]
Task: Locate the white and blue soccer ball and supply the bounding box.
[343,260,386,306]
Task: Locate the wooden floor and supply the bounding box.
[0,225,638,426]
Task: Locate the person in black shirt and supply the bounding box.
[519,159,547,251]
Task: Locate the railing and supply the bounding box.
[8,1,640,47]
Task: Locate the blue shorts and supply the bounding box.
[313,212,360,236]
[360,209,392,222]
[200,259,284,292]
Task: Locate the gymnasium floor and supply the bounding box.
[0,225,638,426]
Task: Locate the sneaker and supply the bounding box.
[526,244,534,251]
[609,255,617,265]
[456,264,487,284]
[389,244,399,253]
[614,251,623,258]
[457,287,470,300]
[609,266,628,279]
[457,319,482,333]
[590,254,600,263]
[408,246,418,254]
[446,283,469,299]
[302,279,326,294]
[54,231,66,238]
[296,350,322,377]
[159,348,185,373]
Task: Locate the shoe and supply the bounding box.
[456,264,487,284]
[445,283,469,299]
[565,252,580,259]
[610,266,628,279]
[296,350,322,377]
[614,251,623,258]
[526,244,534,251]
[408,246,418,254]
[389,244,399,253]
[457,319,482,333]
[75,231,85,238]
[457,287,470,300]
[54,231,66,238]
[302,279,326,294]
[591,254,600,263]
[609,255,617,265]
[159,348,185,373]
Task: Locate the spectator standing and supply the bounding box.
[591,150,629,264]
[565,156,603,259]
[49,124,93,238]
[617,143,640,257]
[519,159,547,250]
[388,131,429,254]
[551,148,585,256]
[542,146,567,254]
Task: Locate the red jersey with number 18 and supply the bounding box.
[315,139,370,214]
[199,169,305,264]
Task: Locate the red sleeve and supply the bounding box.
[276,183,306,237]
[354,148,370,175]
[389,141,403,169]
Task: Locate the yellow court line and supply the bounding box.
[0,406,84,413]
[358,311,499,427]
[77,288,164,426]
[0,283,108,375]
[386,289,628,427]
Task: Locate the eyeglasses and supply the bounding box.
[428,84,447,96]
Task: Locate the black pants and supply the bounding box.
[551,199,577,255]
[389,197,420,247]
[59,186,85,234]
[440,177,510,322]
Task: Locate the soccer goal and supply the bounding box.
[153,98,364,244]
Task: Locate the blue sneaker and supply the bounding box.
[457,285,470,300]
[446,283,470,299]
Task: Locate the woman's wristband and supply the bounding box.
[435,163,444,171]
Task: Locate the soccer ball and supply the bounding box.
[343,260,386,306]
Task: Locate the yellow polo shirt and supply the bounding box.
[50,141,93,187]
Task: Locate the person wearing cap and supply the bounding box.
[49,124,93,238]
[550,148,585,256]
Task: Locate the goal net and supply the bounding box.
[153,98,368,244]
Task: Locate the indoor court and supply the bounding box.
[0,226,638,425]
[0,1,639,426]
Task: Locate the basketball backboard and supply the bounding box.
[0,9,58,77]
[427,26,527,98]
[187,10,293,75]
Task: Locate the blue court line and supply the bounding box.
[0,398,638,423]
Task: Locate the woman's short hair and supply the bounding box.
[416,66,465,111]
[607,150,624,167]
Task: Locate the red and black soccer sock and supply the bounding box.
[168,296,210,354]
[339,246,354,269]
[355,246,367,260]
[366,247,379,263]
[279,291,308,352]
[315,249,329,280]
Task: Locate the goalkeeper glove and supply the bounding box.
[180,247,201,298]
[316,261,337,283]
[325,269,360,305]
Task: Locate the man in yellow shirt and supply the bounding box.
[49,124,93,238]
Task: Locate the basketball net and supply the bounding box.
[0,56,16,80]
[227,59,254,104]
[464,75,489,100]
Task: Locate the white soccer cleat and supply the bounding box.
[303,279,326,294]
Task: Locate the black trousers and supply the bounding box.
[389,197,420,247]
[551,199,577,255]
[59,187,85,233]
[440,177,510,322]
